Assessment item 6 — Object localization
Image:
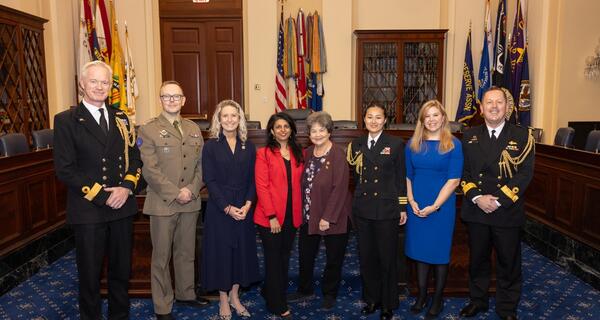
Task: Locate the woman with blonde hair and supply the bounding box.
[202,100,259,319]
[404,100,463,319]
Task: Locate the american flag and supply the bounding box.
[275,11,288,112]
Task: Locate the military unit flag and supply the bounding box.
[492,0,507,86]
[77,0,138,117]
[455,27,477,123]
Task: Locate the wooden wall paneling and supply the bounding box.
[524,168,552,219]
[581,183,600,244]
[25,174,51,230]
[0,149,65,257]
[0,184,23,248]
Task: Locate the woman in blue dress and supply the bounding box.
[202,100,259,320]
[404,100,463,319]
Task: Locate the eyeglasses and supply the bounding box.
[88,79,111,87]
[160,95,184,102]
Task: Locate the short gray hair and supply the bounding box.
[306,111,333,133]
[80,60,112,80]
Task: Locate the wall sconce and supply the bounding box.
[584,38,600,80]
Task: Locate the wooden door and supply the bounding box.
[161,19,243,121]
[161,21,209,119]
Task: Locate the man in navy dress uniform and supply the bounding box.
[54,61,141,320]
[459,87,535,320]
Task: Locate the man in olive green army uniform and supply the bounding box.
[138,81,208,320]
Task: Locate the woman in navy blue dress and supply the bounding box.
[202,100,259,320]
[404,100,463,319]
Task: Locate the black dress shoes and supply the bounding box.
[155,313,174,320]
[321,295,336,310]
[361,302,380,315]
[424,299,443,320]
[286,292,315,302]
[175,297,210,307]
[410,296,427,314]
[380,308,393,320]
[459,303,488,317]
[500,315,518,320]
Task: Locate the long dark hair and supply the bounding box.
[266,112,304,166]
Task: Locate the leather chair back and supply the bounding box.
[553,127,575,147]
[32,129,54,150]
[584,130,600,153]
[0,133,30,157]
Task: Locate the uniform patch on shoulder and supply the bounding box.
[136,137,143,147]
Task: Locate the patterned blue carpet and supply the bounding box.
[0,233,598,319]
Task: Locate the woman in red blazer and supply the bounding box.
[287,111,352,311]
[254,112,304,318]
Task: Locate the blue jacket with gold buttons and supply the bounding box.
[347,133,407,220]
[54,103,142,224]
[460,123,535,227]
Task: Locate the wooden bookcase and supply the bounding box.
[355,30,447,127]
[0,5,49,141]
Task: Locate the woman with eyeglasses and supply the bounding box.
[201,100,259,320]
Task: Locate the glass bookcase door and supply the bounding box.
[360,42,398,122]
[402,42,439,124]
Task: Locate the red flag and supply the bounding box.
[275,10,288,112]
[296,9,307,109]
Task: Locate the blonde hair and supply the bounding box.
[209,99,248,142]
[409,100,454,153]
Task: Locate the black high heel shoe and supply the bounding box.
[424,298,444,319]
[410,295,428,314]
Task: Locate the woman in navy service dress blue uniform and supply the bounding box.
[346,104,407,320]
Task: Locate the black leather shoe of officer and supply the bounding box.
[175,297,210,307]
[155,313,175,320]
[500,315,518,320]
[459,303,488,317]
[361,302,380,315]
[379,308,393,320]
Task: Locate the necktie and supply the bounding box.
[370,139,375,150]
[491,129,497,143]
[99,108,108,135]
[173,120,182,136]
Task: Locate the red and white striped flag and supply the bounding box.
[275,10,288,112]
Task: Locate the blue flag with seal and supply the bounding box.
[508,0,530,126]
[455,28,477,123]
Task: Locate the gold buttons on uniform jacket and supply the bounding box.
[374,166,378,170]
[374,179,379,183]
[478,181,482,185]
[102,167,107,171]
[119,156,122,160]
[102,158,106,162]
[374,192,378,196]
[119,174,123,178]
[497,176,502,179]
[479,173,483,177]
[364,179,368,183]
[497,184,501,188]
[363,192,367,196]
[102,176,107,181]
[119,165,122,169]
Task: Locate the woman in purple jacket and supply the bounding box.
[287,111,352,311]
